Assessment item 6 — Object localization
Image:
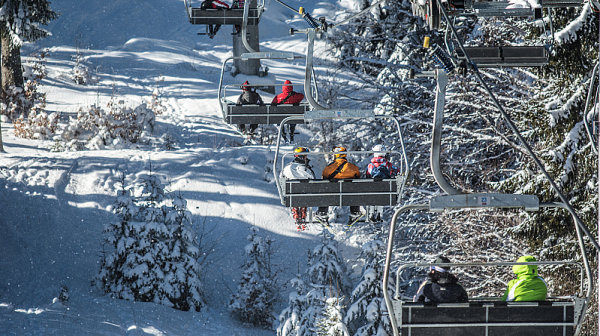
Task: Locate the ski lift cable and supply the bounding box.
[274,0,301,14]
[545,202,592,336]
[435,0,600,252]
[583,61,599,154]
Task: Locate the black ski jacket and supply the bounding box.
[237,90,263,105]
[414,278,469,303]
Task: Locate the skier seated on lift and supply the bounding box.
[272,80,305,143]
[200,0,230,39]
[237,80,264,135]
[365,144,400,179]
[231,0,244,34]
[281,146,315,230]
[501,255,547,302]
[315,146,362,224]
[362,144,400,222]
[414,256,469,303]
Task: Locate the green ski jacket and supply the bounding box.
[501,256,547,301]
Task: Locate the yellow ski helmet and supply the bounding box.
[333,146,347,158]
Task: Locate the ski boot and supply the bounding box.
[369,212,382,223]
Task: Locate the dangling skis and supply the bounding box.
[312,212,366,235]
[313,215,340,235]
[229,124,259,145]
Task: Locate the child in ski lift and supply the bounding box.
[365,144,400,179]
[272,80,305,143]
[315,146,362,223]
[501,256,547,302]
[232,0,244,8]
[237,80,264,135]
[281,146,315,230]
[200,0,230,39]
[413,256,469,303]
[231,0,244,34]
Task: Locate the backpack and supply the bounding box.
[370,164,391,179]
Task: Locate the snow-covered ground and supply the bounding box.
[0,0,370,334]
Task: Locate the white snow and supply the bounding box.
[0,0,365,334]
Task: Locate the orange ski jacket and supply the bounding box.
[322,158,360,179]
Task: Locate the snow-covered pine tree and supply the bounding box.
[0,0,56,150]
[229,227,277,327]
[344,240,393,336]
[96,174,139,296]
[311,0,430,157]
[305,233,352,296]
[499,4,598,261]
[315,296,350,336]
[96,173,204,311]
[496,4,599,332]
[0,0,58,89]
[159,192,204,311]
[278,233,352,336]
[278,276,320,336]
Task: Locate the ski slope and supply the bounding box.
[0,0,368,334]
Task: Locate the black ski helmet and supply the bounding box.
[431,255,451,272]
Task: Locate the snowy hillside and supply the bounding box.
[0,0,372,334]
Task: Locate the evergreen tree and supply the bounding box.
[499,4,598,259]
[496,5,599,332]
[0,0,58,91]
[278,233,351,336]
[229,227,277,327]
[96,174,204,311]
[306,234,352,294]
[0,0,57,151]
[316,296,350,336]
[344,240,393,336]
[278,277,323,336]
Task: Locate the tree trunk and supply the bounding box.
[0,31,5,152]
[1,31,23,95]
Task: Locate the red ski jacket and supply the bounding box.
[366,157,399,178]
[271,80,304,104]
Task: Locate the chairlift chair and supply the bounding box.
[184,0,264,26]
[454,46,550,68]
[217,52,317,125]
[381,196,593,336]
[411,0,584,31]
[411,0,583,71]
[272,110,411,222]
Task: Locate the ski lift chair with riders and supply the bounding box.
[217,52,315,129]
[273,110,411,227]
[184,0,264,37]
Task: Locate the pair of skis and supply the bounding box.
[313,213,365,235]
[232,126,259,145]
